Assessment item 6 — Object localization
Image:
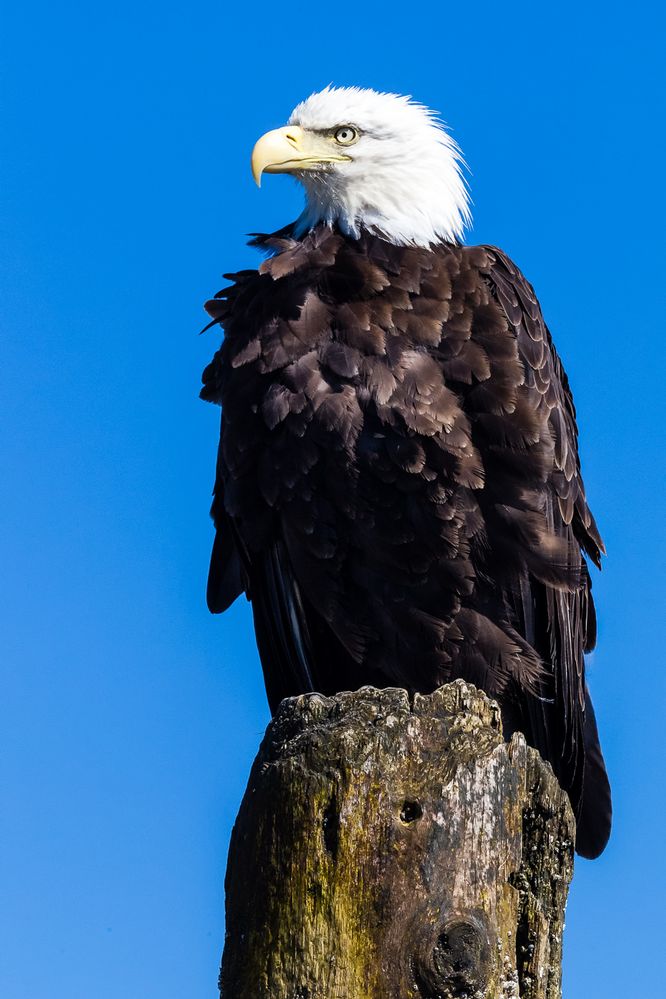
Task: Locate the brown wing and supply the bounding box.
[478,246,610,857]
[200,231,348,709]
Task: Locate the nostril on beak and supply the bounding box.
[285,131,300,147]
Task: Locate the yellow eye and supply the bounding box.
[334,126,359,146]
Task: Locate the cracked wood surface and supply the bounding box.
[220,681,574,998]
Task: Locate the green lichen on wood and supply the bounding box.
[220,681,575,999]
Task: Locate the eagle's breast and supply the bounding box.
[211,233,516,541]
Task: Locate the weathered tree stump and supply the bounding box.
[220,681,574,999]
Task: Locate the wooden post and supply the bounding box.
[220,681,574,999]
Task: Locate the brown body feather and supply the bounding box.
[201,224,611,858]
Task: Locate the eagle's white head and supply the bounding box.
[251,86,471,248]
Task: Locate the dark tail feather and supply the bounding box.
[575,687,612,859]
[250,539,316,714]
[206,527,245,614]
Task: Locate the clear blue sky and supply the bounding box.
[2,2,664,996]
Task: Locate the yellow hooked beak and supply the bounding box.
[251,125,352,187]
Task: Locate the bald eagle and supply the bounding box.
[201,87,611,858]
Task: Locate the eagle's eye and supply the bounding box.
[334,126,359,146]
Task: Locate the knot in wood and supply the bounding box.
[414,914,492,999]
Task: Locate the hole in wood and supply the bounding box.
[400,799,423,824]
[322,794,339,858]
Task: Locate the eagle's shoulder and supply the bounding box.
[461,242,604,567]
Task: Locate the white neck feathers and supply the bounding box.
[289,87,471,247]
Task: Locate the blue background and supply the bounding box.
[2,1,664,995]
